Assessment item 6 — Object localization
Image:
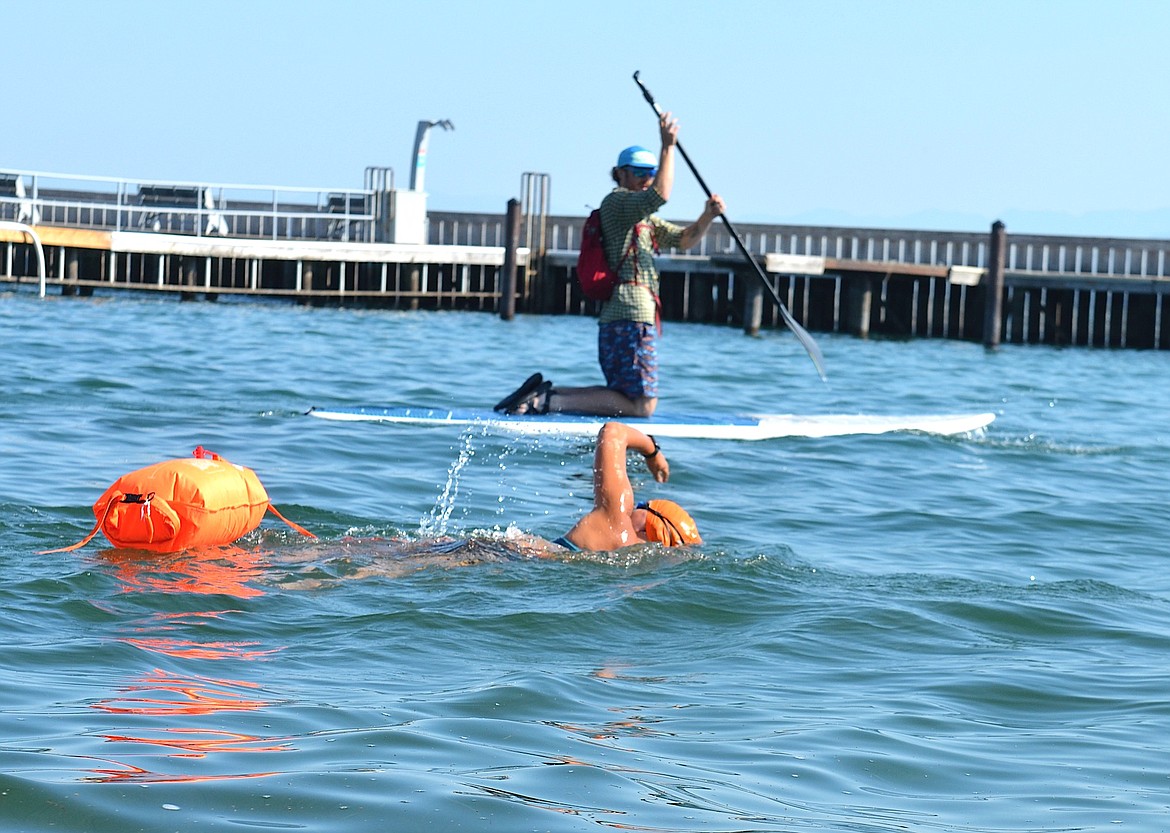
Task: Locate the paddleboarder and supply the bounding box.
[494,112,725,419]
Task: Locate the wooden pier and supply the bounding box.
[0,224,518,311]
[4,168,1170,349]
[445,210,1170,350]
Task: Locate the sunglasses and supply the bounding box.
[624,167,657,178]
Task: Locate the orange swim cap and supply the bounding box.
[639,500,701,547]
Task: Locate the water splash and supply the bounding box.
[419,429,478,536]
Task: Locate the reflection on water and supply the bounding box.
[547,712,668,742]
[471,783,629,825]
[100,545,269,598]
[82,755,282,785]
[92,668,273,716]
[79,548,290,784]
[122,636,280,661]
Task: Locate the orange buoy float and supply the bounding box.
[40,447,314,554]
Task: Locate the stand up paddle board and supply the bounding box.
[306,406,994,441]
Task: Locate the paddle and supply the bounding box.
[632,71,827,380]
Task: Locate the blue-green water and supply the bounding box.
[2,290,1169,832]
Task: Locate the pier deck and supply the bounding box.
[4,167,1170,349]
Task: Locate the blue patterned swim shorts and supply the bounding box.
[598,320,658,400]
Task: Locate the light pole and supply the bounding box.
[409,119,454,192]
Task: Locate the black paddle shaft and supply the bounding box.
[632,71,826,380]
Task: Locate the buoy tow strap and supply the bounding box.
[37,490,139,555]
[266,503,316,539]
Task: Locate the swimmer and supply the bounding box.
[273,421,701,587]
[548,421,701,552]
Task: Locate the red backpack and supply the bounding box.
[575,210,617,301]
[575,210,656,301]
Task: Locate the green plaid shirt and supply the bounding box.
[598,187,684,325]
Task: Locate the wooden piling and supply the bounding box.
[983,220,1006,347]
[180,256,199,301]
[846,276,873,338]
[500,198,520,321]
[688,273,715,323]
[407,266,420,311]
[743,274,763,336]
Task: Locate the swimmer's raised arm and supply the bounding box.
[592,422,669,516]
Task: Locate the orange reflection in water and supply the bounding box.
[99,728,290,757]
[100,545,268,598]
[93,668,271,716]
[123,636,280,661]
[86,669,292,783]
[83,760,280,784]
[113,608,283,662]
[85,544,294,784]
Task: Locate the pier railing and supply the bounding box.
[1,168,382,242]
[432,209,1170,282]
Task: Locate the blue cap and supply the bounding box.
[616,146,658,169]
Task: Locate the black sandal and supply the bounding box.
[509,380,553,415]
[494,373,543,412]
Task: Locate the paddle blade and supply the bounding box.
[776,303,828,381]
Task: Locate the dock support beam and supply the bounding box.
[743,274,763,336]
[983,220,1006,348]
[846,276,873,338]
[500,198,520,320]
[181,256,199,301]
